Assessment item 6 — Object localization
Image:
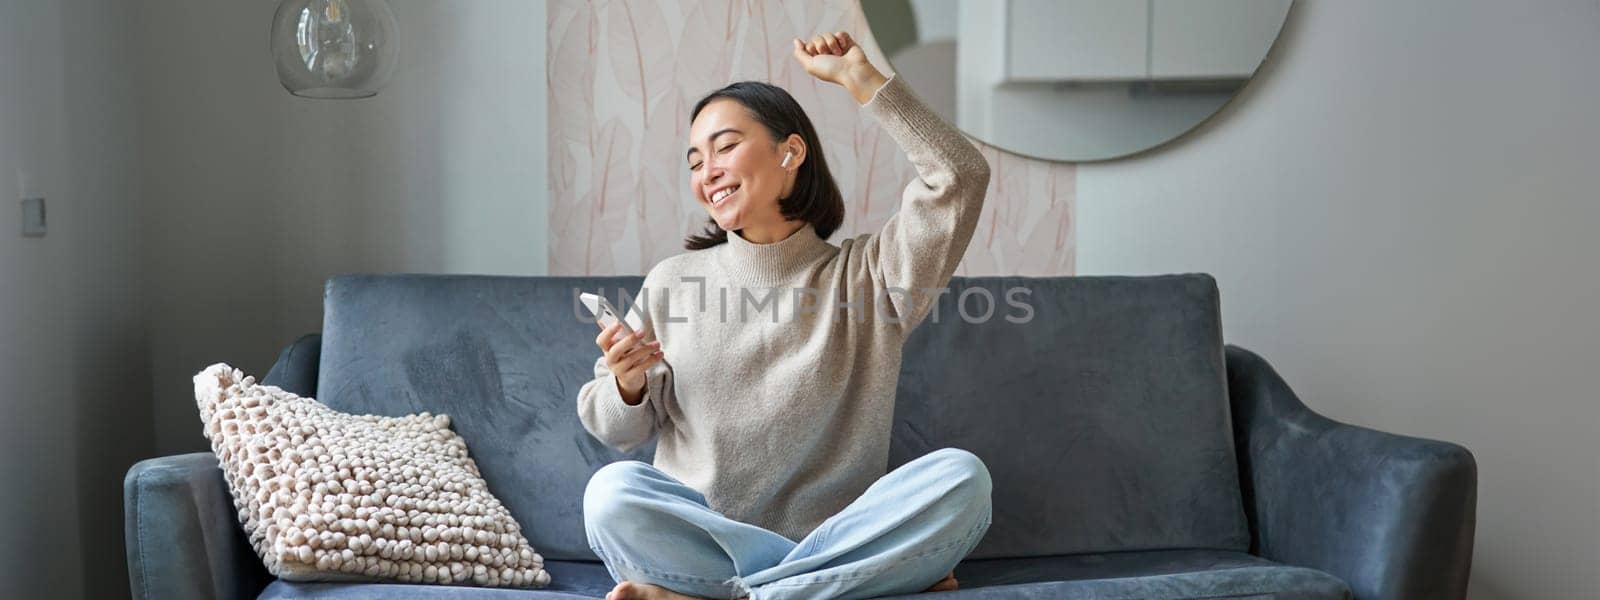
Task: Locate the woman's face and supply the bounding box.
[686,98,794,234]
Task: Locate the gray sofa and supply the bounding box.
[124,273,1476,599]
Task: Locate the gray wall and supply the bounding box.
[0,0,148,598]
[138,0,550,457]
[1076,1,1598,598]
[1,1,547,598]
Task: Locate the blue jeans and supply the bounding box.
[582,448,994,600]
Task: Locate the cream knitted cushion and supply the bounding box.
[194,363,552,588]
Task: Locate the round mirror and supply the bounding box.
[863,0,1294,162]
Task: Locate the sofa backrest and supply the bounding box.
[890,274,1248,559]
[314,273,1249,562]
[317,274,653,561]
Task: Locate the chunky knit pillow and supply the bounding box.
[194,363,551,588]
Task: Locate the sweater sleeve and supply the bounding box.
[848,73,992,334]
[575,284,673,452]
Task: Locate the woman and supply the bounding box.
[577,31,993,600]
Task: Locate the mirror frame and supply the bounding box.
[865,0,1299,163]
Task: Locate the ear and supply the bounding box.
[781,134,807,170]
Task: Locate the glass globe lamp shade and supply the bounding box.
[271,0,398,99]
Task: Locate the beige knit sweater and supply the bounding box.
[577,74,991,542]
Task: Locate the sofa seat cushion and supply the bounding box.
[260,551,1350,599]
[260,560,616,598]
[886,549,1351,599]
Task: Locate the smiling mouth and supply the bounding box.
[711,185,740,207]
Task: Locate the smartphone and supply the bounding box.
[580,292,644,338]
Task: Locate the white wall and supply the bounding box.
[139,0,550,456]
[0,0,148,598]
[1075,0,1599,597]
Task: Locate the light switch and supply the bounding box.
[22,197,46,237]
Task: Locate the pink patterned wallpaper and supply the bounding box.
[547,0,1076,276]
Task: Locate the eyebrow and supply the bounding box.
[686,128,743,161]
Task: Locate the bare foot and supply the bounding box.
[606,581,742,600]
[923,571,959,593]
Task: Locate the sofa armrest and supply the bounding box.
[123,335,320,599]
[261,333,322,397]
[124,453,273,600]
[1225,345,1476,600]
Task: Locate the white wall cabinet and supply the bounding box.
[1005,0,1148,82]
[1003,0,1290,82]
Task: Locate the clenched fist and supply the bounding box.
[793,31,889,105]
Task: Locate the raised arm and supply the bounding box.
[795,32,992,333]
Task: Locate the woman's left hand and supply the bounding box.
[793,32,887,104]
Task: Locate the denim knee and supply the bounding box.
[926,448,993,502]
[583,460,654,532]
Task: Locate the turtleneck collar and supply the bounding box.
[716,221,833,286]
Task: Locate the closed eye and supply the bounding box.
[688,143,738,172]
[684,140,739,170]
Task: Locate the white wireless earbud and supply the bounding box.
[781,151,794,168]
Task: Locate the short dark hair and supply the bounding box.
[684,81,845,250]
